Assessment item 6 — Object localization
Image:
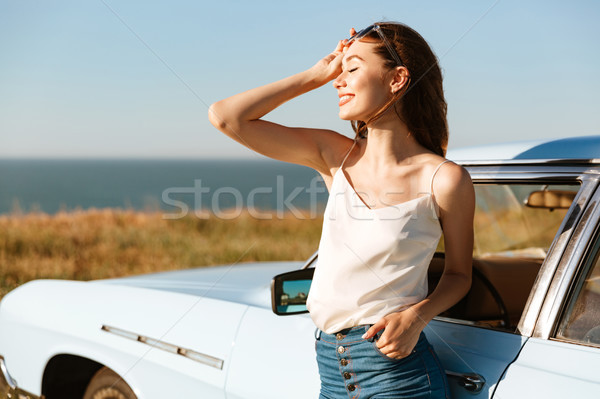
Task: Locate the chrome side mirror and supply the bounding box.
[271,268,314,316]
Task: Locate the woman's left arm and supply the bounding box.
[363,163,475,359]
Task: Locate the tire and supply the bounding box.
[83,367,137,399]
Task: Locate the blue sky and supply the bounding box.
[1,0,598,159]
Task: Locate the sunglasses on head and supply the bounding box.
[347,24,405,67]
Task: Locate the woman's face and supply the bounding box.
[333,40,394,122]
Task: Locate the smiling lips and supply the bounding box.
[338,94,354,107]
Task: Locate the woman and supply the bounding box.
[209,22,474,398]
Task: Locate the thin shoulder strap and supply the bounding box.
[340,140,357,169]
[430,159,452,195]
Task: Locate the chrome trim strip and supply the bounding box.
[456,158,600,167]
[467,170,590,181]
[433,316,481,327]
[101,325,224,370]
[432,316,511,332]
[0,356,17,391]
[533,180,600,339]
[0,355,41,399]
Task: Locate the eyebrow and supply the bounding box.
[343,54,366,64]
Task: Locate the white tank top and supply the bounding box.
[307,140,450,334]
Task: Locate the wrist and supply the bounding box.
[299,69,323,89]
[407,301,435,326]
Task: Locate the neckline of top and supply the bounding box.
[335,168,432,212]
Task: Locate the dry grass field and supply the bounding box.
[0,198,570,300]
[0,209,324,298]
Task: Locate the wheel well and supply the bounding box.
[42,354,104,399]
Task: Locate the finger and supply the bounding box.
[349,27,357,36]
[383,350,410,360]
[376,341,405,357]
[322,53,336,63]
[375,332,396,349]
[376,341,400,354]
[362,319,386,339]
[387,353,401,360]
[329,50,344,65]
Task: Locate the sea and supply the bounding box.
[0,159,329,216]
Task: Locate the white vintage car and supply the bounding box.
[2,136,600,399]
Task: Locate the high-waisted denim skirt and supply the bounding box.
[315,326,450,398]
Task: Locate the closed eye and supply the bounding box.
[348,67,358,73]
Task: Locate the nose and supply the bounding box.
[333,72,346,89]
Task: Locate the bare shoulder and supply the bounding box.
[431,161,474,207]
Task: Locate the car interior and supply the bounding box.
[427,254,542,330]
[427,183,579,332]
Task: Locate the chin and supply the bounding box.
[338,105,375,123]
[338,109,363,121]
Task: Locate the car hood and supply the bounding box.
[94,260,304,309]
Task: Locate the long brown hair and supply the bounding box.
[351,22,448,157]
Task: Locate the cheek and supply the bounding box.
[352,77,390,107]
[353,70,388,96]
[347,73,369,92]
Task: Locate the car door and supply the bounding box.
[225,307,320,399]
[424,320,525,397]
[494,182,600,398]
[424,167,596,398]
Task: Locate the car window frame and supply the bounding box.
[553,222,600,348]
[522,168,600,340]
[531,170,600,343]
[436,164,594,336]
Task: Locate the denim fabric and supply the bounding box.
[315,326,450,399]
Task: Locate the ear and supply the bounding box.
[390,67,410,94]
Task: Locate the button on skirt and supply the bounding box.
[315,326,450,399]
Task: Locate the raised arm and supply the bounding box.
[208,41,351,175]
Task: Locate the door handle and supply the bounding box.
[446,370,486,393]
